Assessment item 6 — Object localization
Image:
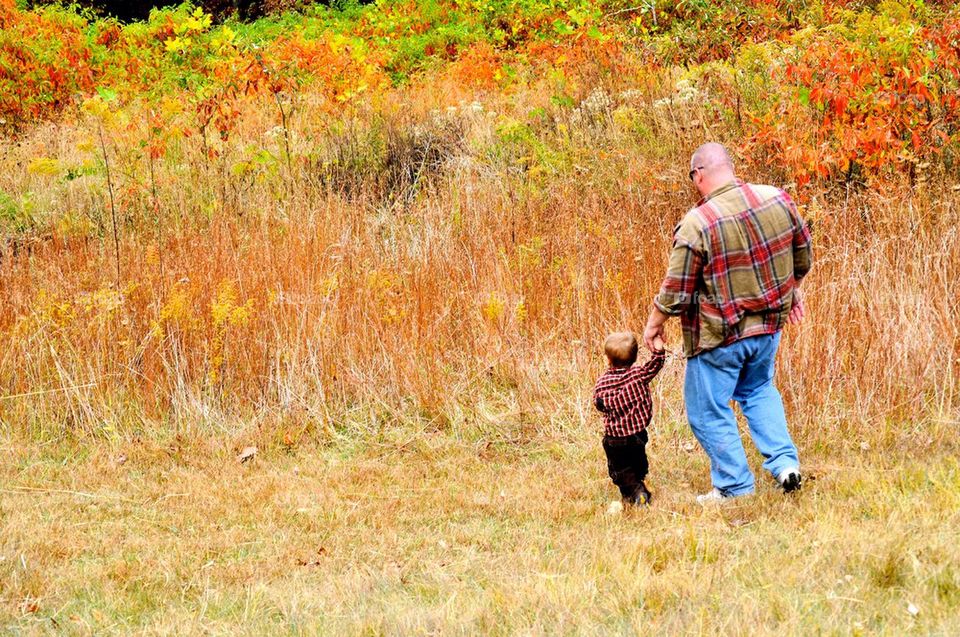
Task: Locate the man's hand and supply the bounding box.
[643,306,670,352]
[643,323,664,352]
[787,289,805,325]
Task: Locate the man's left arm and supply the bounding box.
[781,191,812,324]
[781,191,813,282]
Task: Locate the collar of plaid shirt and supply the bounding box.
[696,179,742,206]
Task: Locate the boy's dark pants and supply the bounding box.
[602,430,649,500]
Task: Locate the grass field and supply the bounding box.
[3,410,959,634]
[3,0,960,633]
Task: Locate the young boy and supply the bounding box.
[593,332,665,506]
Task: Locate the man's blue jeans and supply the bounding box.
[684,332,799,496]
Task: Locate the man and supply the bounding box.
[643,143,812,504]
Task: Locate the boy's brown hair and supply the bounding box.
[604,332,638,367]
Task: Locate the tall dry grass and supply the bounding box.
[0,74,957,446]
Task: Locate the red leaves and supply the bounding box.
[749,9,960,189]
[96,23,122,48]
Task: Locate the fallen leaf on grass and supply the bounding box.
[19,598,39,614]
[237,446,258,463]
[297,546,327,566]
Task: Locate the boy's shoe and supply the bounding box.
[696,488,729,506]
[777,467,802,493]
[627,483,652,506]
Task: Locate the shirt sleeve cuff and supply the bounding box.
[653,295,685,316]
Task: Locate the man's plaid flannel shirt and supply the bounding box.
[593,349,666,437]
[654,180,813,357]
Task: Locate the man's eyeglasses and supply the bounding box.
[688,166,705,181]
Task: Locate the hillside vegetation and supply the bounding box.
[1,0,959,633]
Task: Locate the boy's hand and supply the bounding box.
[653,336,665,351]
[788,289,805,325]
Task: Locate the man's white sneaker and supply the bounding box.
[696,488,728,505]
[777,467,802,493]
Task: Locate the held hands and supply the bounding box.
[643,306,670,352]
[642,323,665,353]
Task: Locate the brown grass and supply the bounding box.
[1,84,956,438]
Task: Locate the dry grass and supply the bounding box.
[0,83,956,438]
[2,418,959,635]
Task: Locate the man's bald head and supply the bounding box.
[689,142,736,197]
[690,142,734,173]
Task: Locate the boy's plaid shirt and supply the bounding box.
[654,180,813,357]
[593,350,665,437]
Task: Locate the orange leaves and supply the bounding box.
[447,42,503,89]
[0,5,99,126]
[267,34,383,106]
[745,6,960,189]
[96,23,121,48]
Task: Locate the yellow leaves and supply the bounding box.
[382,305,407,325]
[365,269,399,294]
[55,210,97,238]
[612,106,638,129]
[364,269,406,324]
[482,294,505,322]
[76,137,95,153]
[147,320,164,339]
[39,292,75,327]
[603,269,624,295]
[149,279,258,384]
[319,274,339,298]
[144,245,161,269]
[165,36,191,53]
[211,25,236,51]
[184,16,208,33]
[514,301,527,323]
[515,236,544,271]
[335,83,370,103]
[481,294,528,326]
[208,280,255,386]
[27,157,61,176]
[329,33,348,55]
[152,284,194,338]
[160,96,183,119]
[78,285,124,317]
[81,93,127,130]
[81,96,112,119]
[174,7,211,36]
[211,280,255,330]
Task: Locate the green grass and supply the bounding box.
[2,418,959,634]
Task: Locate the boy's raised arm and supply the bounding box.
[634,348,666,384]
